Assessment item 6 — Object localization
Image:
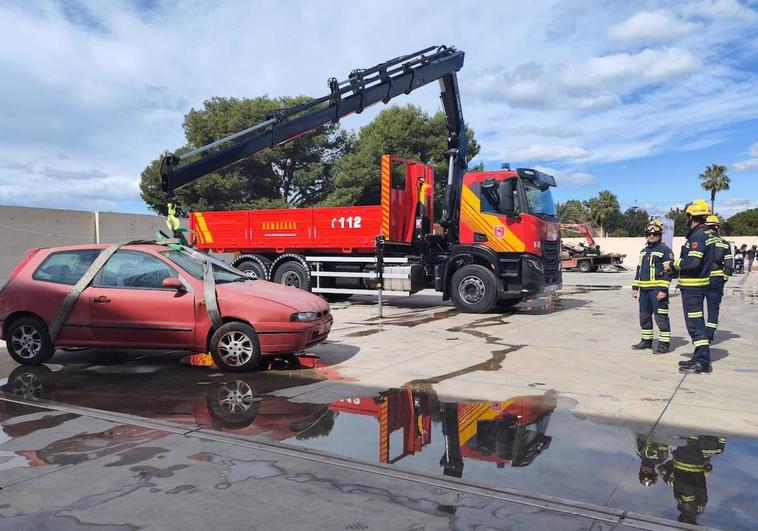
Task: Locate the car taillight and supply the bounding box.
[1,248,40,293]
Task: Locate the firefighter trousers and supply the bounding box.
[705,279,725,341]
[681,287,710,364]
[639,289,671,344]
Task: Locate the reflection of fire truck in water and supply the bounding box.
[330,389,556,473]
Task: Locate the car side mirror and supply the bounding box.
[162,278,186,291]
[499,180,516,217]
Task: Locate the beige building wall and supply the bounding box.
[0,205,169,277]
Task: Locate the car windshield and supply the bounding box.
[162,248,249,284]
[523,180,557,218]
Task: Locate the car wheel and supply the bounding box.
[450,265,498,313]
[578,260,591,273]
[209,322,262,372]
[6,316,55,365]
[206,379,261,428]
[7,365,54,401]
[273,261,311,291]
[236,258,270,280]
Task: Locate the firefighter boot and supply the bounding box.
[655,342,670,354]
[632,340,653,350]
[679,360,712,374]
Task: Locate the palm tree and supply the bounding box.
[585,190,620,237]
[699,164,730,214]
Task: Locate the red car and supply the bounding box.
[0,243,332,371]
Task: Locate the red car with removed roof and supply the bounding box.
[0,243,332,371]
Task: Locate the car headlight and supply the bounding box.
[290,312,317,322]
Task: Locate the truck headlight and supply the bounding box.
[290,312,317,322]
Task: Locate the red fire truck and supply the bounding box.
[161,46,561,313]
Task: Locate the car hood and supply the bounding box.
[215,280,328,313]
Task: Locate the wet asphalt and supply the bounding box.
[2,276,758,529]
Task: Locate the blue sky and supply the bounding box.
[0,0,757,218]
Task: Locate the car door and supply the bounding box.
[89,250,196,349]
[29,249,100,346]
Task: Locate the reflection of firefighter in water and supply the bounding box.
[658,435,727,525]
[440,394,557,477]
[635,433,669,486]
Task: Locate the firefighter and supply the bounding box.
[704,215,733,343]
[664,199,716,374]
[658,435,726,524]
[635,433,669,487]
[632,220,674,353]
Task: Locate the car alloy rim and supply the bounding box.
[11,325,42,359]
[281,270,301,288]
[459,275,486,304]
[217,380,257,414]
[12,373,43,400]
[217,331,255,366]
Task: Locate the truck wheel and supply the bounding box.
[451,265,498,313]
[578,260,592,273]
[274,261,311,291]
[209,322,262,372]
[236,257,271,280]
[6,316,55,365]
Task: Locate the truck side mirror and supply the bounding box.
[499,180,516,216]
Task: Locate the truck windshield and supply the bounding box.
[523,180,556,218]
[162,248,250,284]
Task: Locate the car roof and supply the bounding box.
[38,243,171,253]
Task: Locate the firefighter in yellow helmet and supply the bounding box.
[703,215,733,343]
[631,219,675,353]
[664,200,716,374]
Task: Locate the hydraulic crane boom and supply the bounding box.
[160,45,467,230]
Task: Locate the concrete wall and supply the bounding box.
[0,205,167,277]
[563,236,758,266]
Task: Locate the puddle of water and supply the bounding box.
[3,359,758,529]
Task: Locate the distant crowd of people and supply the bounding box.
[733,243,756,274]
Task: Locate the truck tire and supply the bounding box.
[273,261,311,291]
[450,265,498,313]
[578,260,592,273]
[209,322,262,372]
[235,256,271,280]
[6,316,55,365]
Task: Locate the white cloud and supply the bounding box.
[562,48,699,90]
[731,142,758,172]
[0,1,757,211]
[508,145,590,162]
[609,10,701,44]
[533,165,596,187]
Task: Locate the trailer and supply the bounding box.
[560,224,626,272]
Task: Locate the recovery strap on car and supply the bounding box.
[49,237,223,345]
[48,242,125,343]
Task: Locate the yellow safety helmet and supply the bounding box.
[705,214,720,227]
[645,219,664,234]
[685,199,710,217]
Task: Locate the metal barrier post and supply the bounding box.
[375,235,385,318]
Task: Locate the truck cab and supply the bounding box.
[439,168,561,311]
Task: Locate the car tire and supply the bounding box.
[236,257,271,280]
[273,261,311,291]
[206,379,261,428]
[6,316,55,366]
[451,265,498,313]
[7,365,55,401]
[209,322,262,372]
[578,260,592,273]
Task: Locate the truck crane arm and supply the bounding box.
[160,45,466,204]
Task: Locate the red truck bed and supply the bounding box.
[191,205,383,253]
